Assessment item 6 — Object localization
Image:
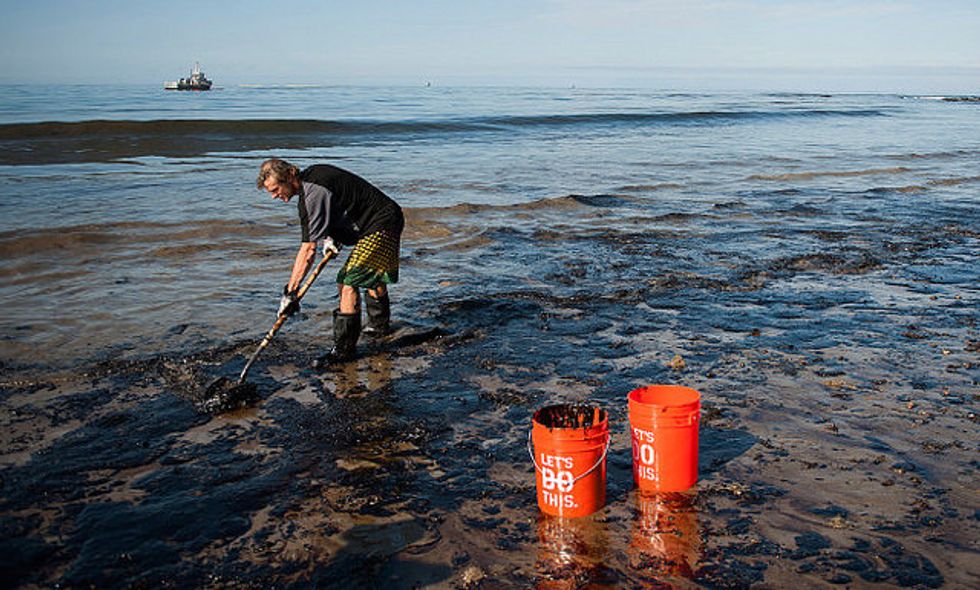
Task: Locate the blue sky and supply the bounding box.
[1,0,978,90]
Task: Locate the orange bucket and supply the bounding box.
[530,404,609,518]
[628,385,700,492]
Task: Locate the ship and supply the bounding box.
[165,62,213,91]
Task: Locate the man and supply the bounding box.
[257,159,404,366]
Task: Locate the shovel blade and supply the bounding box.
[200,376,259,414]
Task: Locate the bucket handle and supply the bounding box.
[527,431,610,484]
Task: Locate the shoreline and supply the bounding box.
[2,271,976,586]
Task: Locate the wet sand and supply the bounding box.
[1,192,978,588]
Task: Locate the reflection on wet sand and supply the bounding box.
[322,351,394,399]
[629,492,701,581]
[535,515,611,588]
[532,492,701,587]
[365,354,394,393]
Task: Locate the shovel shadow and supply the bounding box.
[309,519,452,589]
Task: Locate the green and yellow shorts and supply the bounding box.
[336,229,401,289]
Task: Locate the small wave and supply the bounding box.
[760,188,805,197]
[907,95,980,103]
[400,193,647,240]
[0,119,484,165]
[570,194,635,208]
[860,175,980,193]
[748,167,912,181]
[482,109,886,129]
[0,107,891,165]
[401,195,610,241]
[928,175,980,187]
[1,268,91,284]
[414,233,494,254]
[865,185,929,194]
[238,84,325,89]
[886,149,980,161]
[652,212,706,223]
[406,195,591,220]
[0,109,888,140]
[395,180,501,195]
[0,219,274,260]
[148,244,223,258]
[766,92,834,98]
[768,252,883,275]
[616,183,684,192]
[775,203,824,217]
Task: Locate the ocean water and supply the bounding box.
[1,84,979,587]
[0,85,978,369]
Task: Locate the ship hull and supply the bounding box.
[166,84,212,91]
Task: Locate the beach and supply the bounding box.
[0,86,978,588]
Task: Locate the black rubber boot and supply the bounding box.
[313,310,361,368]
[362,291,391,337]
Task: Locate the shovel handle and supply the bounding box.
[294,247,337,300]
[238,249,338,383]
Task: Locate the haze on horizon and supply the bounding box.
[0,0,978,93]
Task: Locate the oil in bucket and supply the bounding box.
[530,404,609,518]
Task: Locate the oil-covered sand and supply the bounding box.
[1,192,978,588]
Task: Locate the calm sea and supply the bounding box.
[0,84,977,369]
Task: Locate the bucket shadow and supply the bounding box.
[309,520,452,589]
[699,426,758,476]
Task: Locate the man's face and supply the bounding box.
[264,176,296,202]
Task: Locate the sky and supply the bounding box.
[0,0,978,91]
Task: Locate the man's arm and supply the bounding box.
[286,241,318,293]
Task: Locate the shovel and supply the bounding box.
[204,248,338,401]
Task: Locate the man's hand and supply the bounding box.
[323,237,341,257]
[278,285,300,317]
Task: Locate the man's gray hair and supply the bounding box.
[257,158,300,189]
